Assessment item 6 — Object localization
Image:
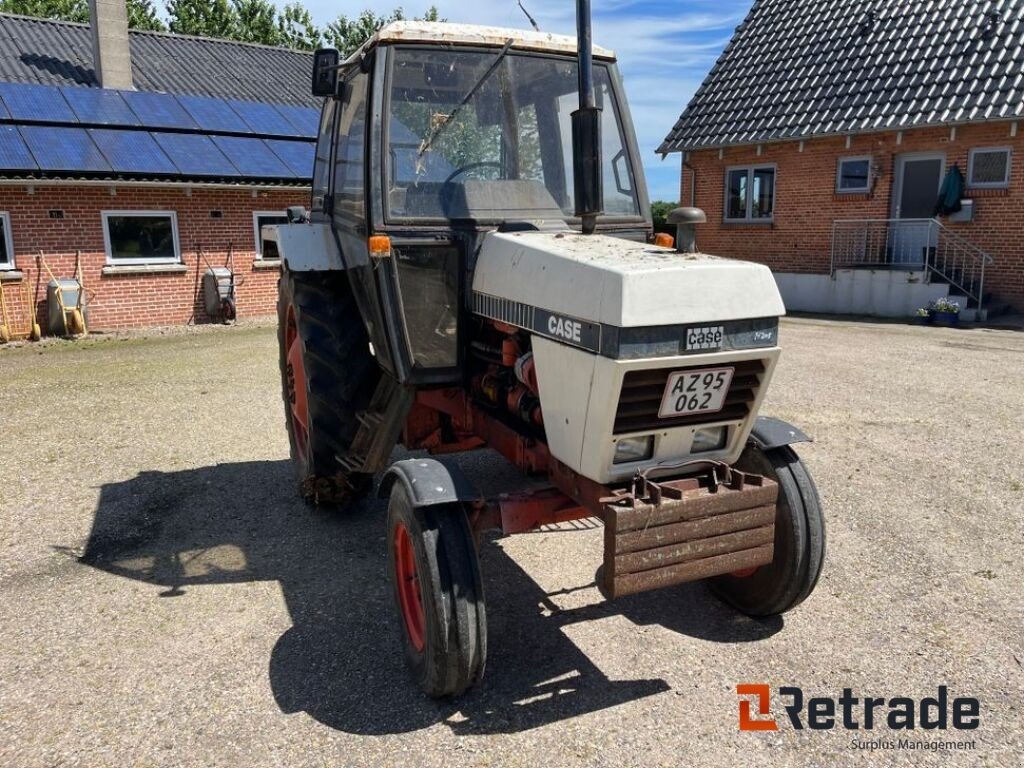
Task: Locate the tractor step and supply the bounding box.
[600,466,777,599]
[336,375,413,474]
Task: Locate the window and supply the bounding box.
[837,156,872,193]
[253,211,289,259]
[0,212,13,270]
[384,48,641,221]
[311,101,336,212]
[102,211,180,265]
[333,70,368,221]
[968,147,1011,188]
[725,166,775,222]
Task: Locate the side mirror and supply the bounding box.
[311,48,340,97]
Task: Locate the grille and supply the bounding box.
[613,359,765,435]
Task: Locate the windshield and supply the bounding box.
[385,47,642,222]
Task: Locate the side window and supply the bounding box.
[333,72,369,221]
[0,212,13,270]
[311,102,336,212]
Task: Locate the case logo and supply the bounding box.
[533,309,600,352]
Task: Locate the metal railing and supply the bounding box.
[830,218,994,312]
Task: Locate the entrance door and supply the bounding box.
[891,153,944,265]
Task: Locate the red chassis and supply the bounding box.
[402,388,778,599]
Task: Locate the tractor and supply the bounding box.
[265,5,825,698]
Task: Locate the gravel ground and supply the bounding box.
[1,317,1021,767]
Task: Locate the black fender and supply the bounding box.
[748,416,812,451]
[378,458,480,508]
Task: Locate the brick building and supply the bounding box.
[660,0,1024,319]
[0,10,318,333]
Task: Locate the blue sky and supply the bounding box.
[295,0,753,201]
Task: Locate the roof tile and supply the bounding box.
[659,0,1024,152]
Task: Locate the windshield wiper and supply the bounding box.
[417,38,515,158]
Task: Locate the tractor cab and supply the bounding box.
[297,22,651,384]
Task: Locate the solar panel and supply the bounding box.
[20,126,110,173]
[0,126,38,171]
[0,98,9,121]
[0,82,76,123]
[176,94,245,133]
[227,99,297,137]
[152,132,237,177]
[90,129,177,174]
[265,140,315,177]
[273,104,320,138]
[211,136,293,178]
[61,87,139,126]
[122,91,198,130]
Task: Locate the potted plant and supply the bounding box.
[914,306,932,325]
[931,298,961,327]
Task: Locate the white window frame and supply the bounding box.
[253,210,288,260]
[836,155,873,193]
[967,146,1011,189]
[101,210,181,266]
[723,164,777,223]
[0,212,14,270]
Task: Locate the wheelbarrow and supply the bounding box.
[39,251,88,337]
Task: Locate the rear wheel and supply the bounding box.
[710,444,825,616]
[386,482,487,698]
[278,267,379,505]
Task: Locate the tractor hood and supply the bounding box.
[471,231,785,327]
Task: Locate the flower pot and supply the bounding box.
[913,314,932,325]
[932,310,960,327]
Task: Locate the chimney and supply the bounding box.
[89,0,134,90]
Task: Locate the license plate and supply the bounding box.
[659,367,734,418]
[686,325,724,351]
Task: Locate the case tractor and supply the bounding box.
[266,5,825,698]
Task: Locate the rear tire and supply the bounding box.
[710,444,825,616]
[278,267,379,505]
[386,482,487,698]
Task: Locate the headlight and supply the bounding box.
[691,426,727,453]
[613,435,654,464]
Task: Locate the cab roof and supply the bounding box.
[346,20,616,63]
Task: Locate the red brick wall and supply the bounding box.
[0,185,306,331]
[681,121,1024,307]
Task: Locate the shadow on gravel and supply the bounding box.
[77,460,781,735]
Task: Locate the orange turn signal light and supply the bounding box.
[653,233,674,248]
[368,235,391,256]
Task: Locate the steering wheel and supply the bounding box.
[442,162,503,185]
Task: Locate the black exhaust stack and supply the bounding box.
[573,0,602,235]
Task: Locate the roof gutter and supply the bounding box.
[0,178,309,192]
[665,114,1024,155]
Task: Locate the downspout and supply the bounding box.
[682,151,697,208]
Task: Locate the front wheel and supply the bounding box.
[386,482,487,698]
[710,444,825,616]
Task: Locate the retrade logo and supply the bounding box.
[735,684,980,732]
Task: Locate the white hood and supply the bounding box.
[472,231,785,327]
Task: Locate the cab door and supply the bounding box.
[330,63,400,377]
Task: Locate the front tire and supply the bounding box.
[278,267,379,505]
[386,482,487,698]
[710,444,825,616]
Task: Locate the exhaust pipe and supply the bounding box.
[573,0,602,235]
